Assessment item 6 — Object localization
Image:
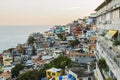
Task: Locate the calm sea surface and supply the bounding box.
[0,26,52,53]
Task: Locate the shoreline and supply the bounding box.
[0,26,52,53]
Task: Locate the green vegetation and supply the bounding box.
[32,46,37,56]
[16,70,43,80]
[11,64,25,78]
[98,58,108,71]
[46,55,73,69]
[101,32,106,37]
[113,39,120,46]
[16,55,74,80]
[98,59,108,79]
[57,33,66,41]
[27,36,35,45]
[69,39,80,47]
[105,77,112,80]
[0,67,3,73]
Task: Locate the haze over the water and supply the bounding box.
[0,0,104,26]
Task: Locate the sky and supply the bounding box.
[0,0,104,26]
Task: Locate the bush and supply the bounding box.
[57,33,66,41]
[69,39,80,47]
[16,70,42,80]
[101,32,106,37]
[113,40,120,46]
[11,64,25,77]
[105,77,112,80]
[98,58,108,71]
[16,55,74,80]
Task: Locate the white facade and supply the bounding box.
[65,25,71,34]
[96,36,120,79]
[95,0,120,80]
[96,0,120,31]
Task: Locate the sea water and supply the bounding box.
[0,26,52,53]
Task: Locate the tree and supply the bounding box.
[113,39,120,46]
[69,39,80,47]
[101,32,106,37]
[27,36,35,45]
[98,59,108,79]
[16,55,74,79]
[16,68,46,80]
[11,64,25,78]
[49,55,73,69]
[57,33,66,41]
[98,58,108,71]
[31,46,37,56]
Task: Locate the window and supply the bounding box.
[88,77,91,80]
[52,78,55,80]
[52,73,55,76]
[48,72,51,76]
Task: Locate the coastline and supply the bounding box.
[0,26,52,53]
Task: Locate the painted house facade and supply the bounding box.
[46,68,63,80]
[3,52,13,66]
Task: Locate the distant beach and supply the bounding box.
[0,26,52,53]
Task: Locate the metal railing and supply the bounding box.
[97,36,120,68]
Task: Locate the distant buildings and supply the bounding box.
[45,67,94,80]
[3,52,12,67]
[0,5,99,80]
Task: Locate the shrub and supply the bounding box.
[113,40,120,46]
[105,77,112,80]
[98,58,108,71]
[101,32,106,37]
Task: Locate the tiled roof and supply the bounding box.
[87,44,96,49]
[0,71,10,78]
[88,37,96,41]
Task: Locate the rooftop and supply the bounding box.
[67,67,93,78]
[0,71,10,78]
[69,52,95,57]
[47,68,62,73]
[42,56,53,60]
[95,0,112,11]
[88,37,96,41]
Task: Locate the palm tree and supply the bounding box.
[27,36,35,45]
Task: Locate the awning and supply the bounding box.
[105,29,117,39]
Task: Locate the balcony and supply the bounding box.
[97,35,120,79]
[97,36,120,67]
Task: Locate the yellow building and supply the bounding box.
[3,52,13,66]
[46,68,62,80]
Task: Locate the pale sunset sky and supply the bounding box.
[0,0,104,26]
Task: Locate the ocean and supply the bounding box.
[0,26,52,53]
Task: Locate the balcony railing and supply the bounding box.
[97,36,120,68]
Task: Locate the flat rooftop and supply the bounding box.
[67,67,93,78]
[47,68,62,73]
